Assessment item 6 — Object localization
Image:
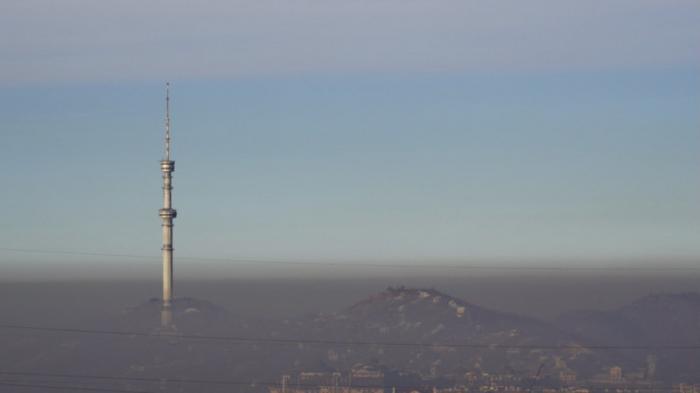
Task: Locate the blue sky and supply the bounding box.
[1,1,699,276]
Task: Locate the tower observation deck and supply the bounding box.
[160,83,177,328]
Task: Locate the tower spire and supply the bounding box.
[164,82,171,161]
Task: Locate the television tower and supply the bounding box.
[159,82,177,328]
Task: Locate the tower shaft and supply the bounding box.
[159,83,176,328]
[160,162,175,302]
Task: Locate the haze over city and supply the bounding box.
[1,1,700,392]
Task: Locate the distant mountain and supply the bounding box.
[556,292,700,382]
[558,292,700,346]
[282,287,606,379]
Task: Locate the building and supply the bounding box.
[559,370,576,384]
[609,366,622,382]
[269,365,384,393]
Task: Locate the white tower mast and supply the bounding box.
[159,82,177,328]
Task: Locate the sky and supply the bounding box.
[1,1,699,277]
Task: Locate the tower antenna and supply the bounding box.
[164,82,171,161]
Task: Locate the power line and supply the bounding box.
[3,371,259,389]
[1,246,698,272]
[1,323,698,351]
[1,371,247,388]
[0,381,155,393]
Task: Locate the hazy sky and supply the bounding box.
[1,1,699,274]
